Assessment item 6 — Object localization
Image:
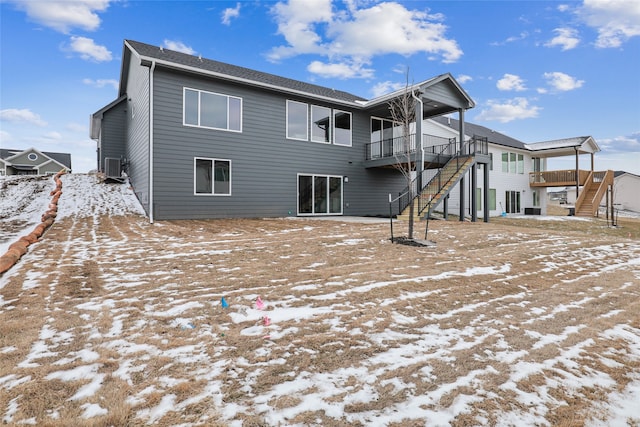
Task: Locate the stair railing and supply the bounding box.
[574,170,594,215]
[588,170,614,217]
[397,138,456,214]
[396,135,487,217]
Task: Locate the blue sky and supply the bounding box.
[1,0,639,174]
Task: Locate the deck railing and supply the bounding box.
[366,133,487,161]
[529,169,591,187]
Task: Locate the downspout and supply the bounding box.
[149,61,156,224]
[411,91,424,189]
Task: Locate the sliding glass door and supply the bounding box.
[298,174,343,215]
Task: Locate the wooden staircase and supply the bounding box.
[397,156,474,221]
[574,170,614,217]
[575,186,599,216]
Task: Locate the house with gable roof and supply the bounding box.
[90,40,485,222]
[0,148,71,176]
[90,40,612,222]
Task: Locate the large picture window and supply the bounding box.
[184,88,242,132]
[194,158,231,195]
[298,174,343,215]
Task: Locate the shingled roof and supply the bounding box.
[125,40,367,105]
[431,116,526,149]
[0,148,72,169]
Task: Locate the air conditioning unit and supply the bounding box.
[105,157,121,178]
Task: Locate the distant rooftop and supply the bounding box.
[430,116,526,149]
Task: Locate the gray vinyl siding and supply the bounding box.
[125,60,151,212]
[423,79,470,109]
[150,67,405,220]
[39,162,65,174]
[99,100,126,171]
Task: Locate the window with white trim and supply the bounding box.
[333,110,352,146]
[311,105,331,143]
[501,151,524,174]
[287,100,351,146]
[297,174,343,215]
[194,158,231,195]
[184,88,242,132]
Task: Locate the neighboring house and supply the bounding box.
[424,117,549,217]
[90,40,610,222]
[613,171,640,212]
[0,148,71,176]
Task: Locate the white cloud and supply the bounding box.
[68,36,112,62]
[82,78,118,90]
[268,0,332,60]
[475,98,541,123]
[268,0,462,79]
[0,130,11,144]
[0,109,47,126]
[222,2,241,25]
[162,40,196,55]
[545,27,581,50]
[370,81,406,98]
[11,0,110,33]
[66,122,88,133]
[578,0,640,48]
[44,131,63,141]
[542,71,585,92]
[307,60,374,79]
[598,132,640,153]
[496,74,527,92]
[457,74,473,84]
[490,31,529,46]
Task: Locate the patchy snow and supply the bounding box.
[1,174,639,425]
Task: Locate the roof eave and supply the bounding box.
[134,53,365,109]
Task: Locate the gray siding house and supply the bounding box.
[0,148,71,176]
[91,40,478,221]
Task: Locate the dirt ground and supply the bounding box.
[1,210,639,426]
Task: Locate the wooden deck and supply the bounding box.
[529,169,591,187]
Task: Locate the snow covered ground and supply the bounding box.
[1,174,639,426]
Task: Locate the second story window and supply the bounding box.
[184,88,242,132]
[333,110,352,146]
[287,100,308,140]
[287,100,352,146]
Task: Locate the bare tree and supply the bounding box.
[388,72,417,239]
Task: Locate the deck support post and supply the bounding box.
[471,163,477,222]
[458,108,466,221]
[575,147,580,202]
[459,175,465,221]
[444,195,449,220]
[483,164,489,222]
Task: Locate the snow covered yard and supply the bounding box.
[1,174,639,426]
